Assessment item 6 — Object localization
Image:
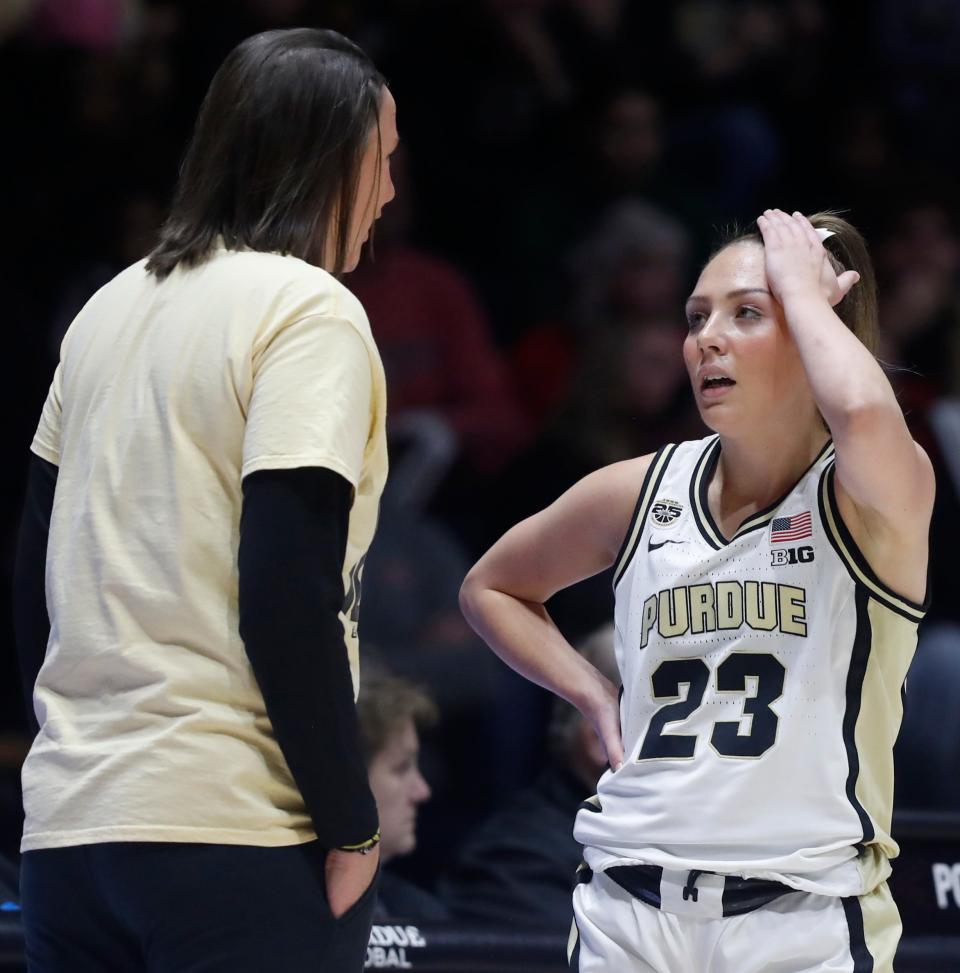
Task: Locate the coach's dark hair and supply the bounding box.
[713,212,879,356]
[146,28,385,279]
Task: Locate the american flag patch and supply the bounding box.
[771,511,813,542]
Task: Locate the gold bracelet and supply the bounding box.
[337,830,381,854]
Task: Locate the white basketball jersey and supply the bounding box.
[574,435,927,897]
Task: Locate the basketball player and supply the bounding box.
[460,209,933,971]
[13,29,398,971]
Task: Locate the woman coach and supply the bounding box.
[14,28,398,971]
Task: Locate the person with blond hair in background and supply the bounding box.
[356,664,447,921]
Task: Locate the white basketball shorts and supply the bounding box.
[569,864,900,972]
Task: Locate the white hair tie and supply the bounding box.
[815,227,836,242]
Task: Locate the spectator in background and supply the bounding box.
[503,202,704,538]
[504,84,699,325]
[440,625,618,932]
[358,664,449,922]
[349,147,531,480]
[877,0,960,176]
[512,200,694,430]
[568,200,692,332]
[560,313,708,467]
[876,200,960,398]
[810,97,905,224]
[374,0,643,327]
[665,2,797,220]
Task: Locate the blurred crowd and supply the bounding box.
[3,0,960,926]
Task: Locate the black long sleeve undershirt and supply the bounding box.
[238,466,378,849]
[13,456,377,849]
[12,454,58,737]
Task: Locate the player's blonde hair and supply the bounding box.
[715,212,879,357]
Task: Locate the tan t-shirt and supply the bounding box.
[21,247,387,851]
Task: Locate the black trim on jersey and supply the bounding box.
[612,443,676,590]
[841,896,874,972]
[818,463,928,621]
[690,437,723,549]
[578,795,602,814]
[691,436,835,548]
[842,587,876,845]
[568,920,582,970]
[569,869,589,972]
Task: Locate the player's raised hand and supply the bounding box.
[757,209,860,309]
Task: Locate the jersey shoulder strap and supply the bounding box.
[612,443,678,589]
[817,459,927,621]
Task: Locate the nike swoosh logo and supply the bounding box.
[648,538,684,552]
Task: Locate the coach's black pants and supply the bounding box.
[20,841,377,972]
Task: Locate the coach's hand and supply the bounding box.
[325,844,380,919]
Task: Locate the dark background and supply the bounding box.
[1,0,959,886]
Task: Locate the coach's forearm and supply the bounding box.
[239,467,378,849]
[459,579,614,717]
[13,454,58,736]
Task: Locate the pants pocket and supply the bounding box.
[333,867,379,927]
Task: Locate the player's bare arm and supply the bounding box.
[460,454,655,770]
[758,209,934,602]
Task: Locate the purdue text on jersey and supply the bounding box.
[638,580,807,648]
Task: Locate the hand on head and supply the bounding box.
[757,209,860,308]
